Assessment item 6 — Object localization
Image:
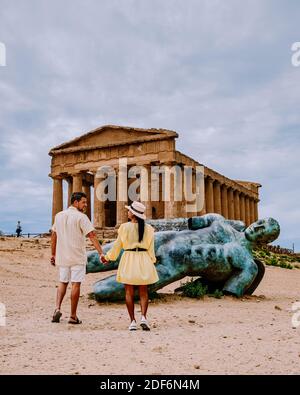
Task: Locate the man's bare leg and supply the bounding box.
[56,282,68,311]
[70,282,81,319]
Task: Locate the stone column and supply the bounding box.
[254,200,259,221]
[227,188,234,219]
[185,168,197,218]
[250,199,255,224]
[164,163,176,219]
[213,181,222,214]
[192,168,199,217]
[72,173,83,193]
[67,177,73,207]
[116,168,128,226]
[83,183,91,220]
[179,167,186,217]
[205,177,214,214]
[198,195,206,216]
[221,184,228,218]
[245,196,251,226]
[234,190,240,220]
[93,174,105,228]
[240,193,246,223]
[140,164,152,219]
[193,168,205,216]
[52,176,63,224]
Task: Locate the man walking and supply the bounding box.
[51,192,107,324]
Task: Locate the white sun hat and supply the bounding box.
[125,201,146,220]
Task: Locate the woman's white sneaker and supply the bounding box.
[129,320,137,331]
[140,316,150,331]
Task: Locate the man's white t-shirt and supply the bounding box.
[52,206,95,267]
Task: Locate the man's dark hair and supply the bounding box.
[71,192,87,204]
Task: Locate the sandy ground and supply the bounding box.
[1,236,300,375]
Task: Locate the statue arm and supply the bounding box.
[188,214,224,230]
[146,218,188,231]
[147,214,226,232]
[225,220,246,232]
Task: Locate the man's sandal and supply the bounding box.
[68,317,82,325]
[51,309,62,323]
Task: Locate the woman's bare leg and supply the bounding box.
[125,284,135,322]
[138,285,148,318]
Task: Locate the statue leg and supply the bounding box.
[222,255,258,297]
[244,259,265,295]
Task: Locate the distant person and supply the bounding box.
[16,221,22,238]
[51,192,108,324]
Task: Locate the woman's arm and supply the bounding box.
[147,232,157,264]
[105,226,123,261]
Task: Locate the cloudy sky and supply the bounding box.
[0,0,299,250]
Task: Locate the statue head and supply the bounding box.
[245,218,280,244]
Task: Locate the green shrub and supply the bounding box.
[180,278,208,299]
[267,256,278,266]
[209,289,223,299]
[279,262,293,270]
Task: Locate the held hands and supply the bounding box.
[100,254,109,265]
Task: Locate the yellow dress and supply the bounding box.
[104,222,159,285]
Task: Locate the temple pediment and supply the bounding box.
[49,125,178,154]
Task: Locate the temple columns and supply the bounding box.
[164,163,176,219]
[52,176,63,224]
[93,173,105,228]
[234,190,240,220]
[221,184,228,218]
[72,173,83,193]
[240,194,246,223]
[250,199,255,224]
[254,199,259,221]
[116,168,128,226]
[227,188,234,219]
[205,177,214,214]
[213,181,222,214]
[245,196,250,226]
[83,183,91,219]
[67,178,73,207]
[140,165,152,219]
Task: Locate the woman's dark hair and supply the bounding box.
[136,216,145,242]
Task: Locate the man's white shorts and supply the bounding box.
[59,265,86,283]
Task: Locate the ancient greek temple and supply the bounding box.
[49,125,260,238]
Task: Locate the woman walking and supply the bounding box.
[104,201,158,331]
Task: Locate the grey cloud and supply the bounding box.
[0,0,299,249]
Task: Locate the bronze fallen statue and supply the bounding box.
[87,214,280,300]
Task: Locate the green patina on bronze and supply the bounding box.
[87,214,280,301]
